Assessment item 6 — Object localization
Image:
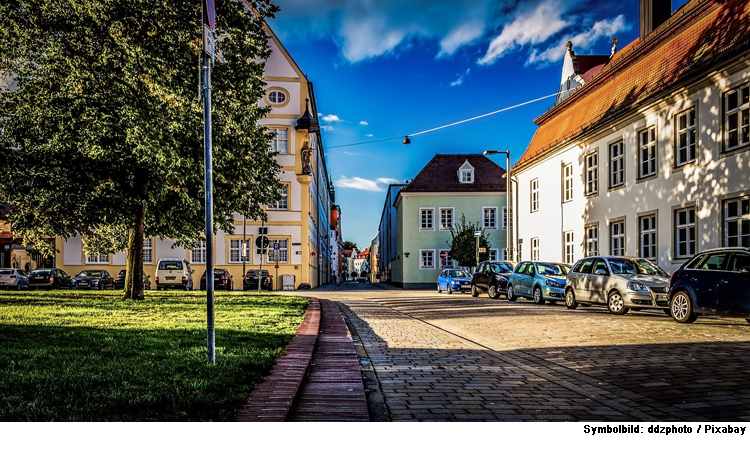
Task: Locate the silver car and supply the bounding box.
[0,268,29,290]
[564,257,670,315]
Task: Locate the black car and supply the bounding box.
[72,270,115,290]
[471,260,515,299]
[27,268,73,290]
[668,247,750,323]
[243,269,273,291]
[114,270,152,290]
[200,268,233,291]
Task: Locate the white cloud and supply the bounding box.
[334,176,398,191]
[321,125,334,131]
[450,68,471,87]
[359,121,369,126]
[343,151,361,156]
[321,114,341,123]
[365,134,374,137]
[478,0,570,66]
[526,15,629,66]
[438,21,486,58]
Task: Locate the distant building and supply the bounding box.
[377,184,406,283]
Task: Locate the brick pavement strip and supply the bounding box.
[322,284,750,422]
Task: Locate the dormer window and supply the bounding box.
[458,161,475,184]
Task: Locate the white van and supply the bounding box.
[154,259,194,291]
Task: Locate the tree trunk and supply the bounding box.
[124,182,148,300]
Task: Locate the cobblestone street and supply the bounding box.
[317,283,750,421]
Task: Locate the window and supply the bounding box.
[191,240,207,264]
[725,84,749,151]
[675,207,696,258]
[87,253,109,264]
[420,208,434,230]
[460,169,473,183]
[693,253,727,271]
[585,152,598,195]
[724,198,750,247]
[269,184,289,210]
[585,224,599,257]
[518,239,523,261]
[609,140,624,188]
[531,238,539,261]
[267,89,287,105]
[639,215,657,260]
[530,179,539,212]
[143,239,153,264]
[439,249,453,268]
[638,126,657,179]
[563,163,573,202]
[420,250,435,269]
[729,252,750,272]
[564,231,575,264]
[440,208,454,230]
[675,108,696,166]
[610,220,625,256]
[269,128,289,154]
[483,207,497,229]
[490,249,499,261]
[267,239,289,263]
[229,239,251,263]
[502,207,512,230]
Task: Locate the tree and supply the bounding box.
[342,241,357,251]
[447,214,492,268]
[0,0,281,299]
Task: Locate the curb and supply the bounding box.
[235,297,321,422]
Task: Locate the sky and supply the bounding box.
[267,0,691,250]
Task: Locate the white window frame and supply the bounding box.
[563,163,573,202]
[229,239,252,263]
[674,207,696,259]
[439,249,454,268]
[460,169,474,183]
[191,240,207,264]
[610,220,625,256]
[269,128,289,154]
[724,198,750,247]
[143,239,153,265]
[531,238,540,261]
[638,126,657,179]
[530,178,539,212]
[419,208,434,231]
[266,239,289,264]
[483,207,497,229]
[639,215,657,261]
[725,84,750,152]
[502,206,512,230]
[87,253,110,264]
[490,249,499,261]
[564,231,575,265]
[420,249,435,269]
[439,208,454,230]
[269,184,289,210]
[585,152,598,196]
[585,224,599,257]
[267,90,287,105]
[675,107,697,166]
[609,140,624,188]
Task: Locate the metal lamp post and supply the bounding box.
[483,150,512,262]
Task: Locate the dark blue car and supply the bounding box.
[668,247,750,323]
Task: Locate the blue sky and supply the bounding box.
[268,0,690,249]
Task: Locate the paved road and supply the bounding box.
[315,282,750,421]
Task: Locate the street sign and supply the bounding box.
[474,231,481,237]
[273,242,280,251]
[203,0,216,30]
[255,235,269,249]
[479,248,486,253]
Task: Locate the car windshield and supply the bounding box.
[608,258,668,276]
[490,262,513,274]
[77,271,103,277]
[448,270,470,278]
[159,261,183,270]
[29,270,50,276]
[536,263,569,276]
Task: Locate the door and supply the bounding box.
[474,262,487,291]
[570,259,593,301]
[718,252,750,316]
[687,252,727,312]
[511,263,528,295]
[585,259,609,304]
[522,264,536,295]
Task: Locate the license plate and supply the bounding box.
[79,282,89,286]
[166,277,176,281]
[35,276,45,280]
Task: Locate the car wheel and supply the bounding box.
[670,291,697,323]
[607,291,628,315]
[488,284,500,299]
[447,284,452,295]
[437,283,442,293]
[565,289,578,309]
[506,284,516,301]
[471,284,478,297]
[533,286,546,305]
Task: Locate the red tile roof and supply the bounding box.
[514,0,750,173]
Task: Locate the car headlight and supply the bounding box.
[546,279,564,288]
[626,282,648,291]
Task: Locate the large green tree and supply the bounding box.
[0,0,281,299]
[447,214,492,268]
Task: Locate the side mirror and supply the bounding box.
[740,266,750,274]
[595,269,607,276]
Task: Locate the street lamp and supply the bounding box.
[483,150,512,262]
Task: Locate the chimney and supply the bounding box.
[640,0,671,39]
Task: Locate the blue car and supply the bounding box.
[507,261,570,304]
[437,269,472,294]
[669,247,750,323]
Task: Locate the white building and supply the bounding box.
[514,0,750,273]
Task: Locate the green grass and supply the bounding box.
[0,289,308,421]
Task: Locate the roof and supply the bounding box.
[575,55,611,75]
[357,248,370,259]
[514,0,750,173]
[400,154,506,194]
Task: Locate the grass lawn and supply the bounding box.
[0,289,308,421]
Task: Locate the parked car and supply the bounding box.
[668,247,750,324]
[0,268,29,290]
[243,269,273,291]
[507,261,570,304]
[154,259,194,291]
[72,270,115,290]
[113,270,152,290]
[200,268,233,291]
[565,257,670,314]
[27,268,73,290]
[471,260,515,299]
[437,269,472,294]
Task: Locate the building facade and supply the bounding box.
[513,0,750,273]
